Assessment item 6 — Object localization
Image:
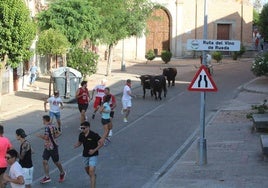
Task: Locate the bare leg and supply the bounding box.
[80,110,86,123]
[54,161,64,174]
[88,166,96,188]
[56,119,61,131]
[125,107,131,119]
[42,160,50,177]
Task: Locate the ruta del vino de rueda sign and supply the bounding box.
[187,39,240,51]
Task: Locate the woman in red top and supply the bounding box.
[0,125,12,188]
[76,81,90,123]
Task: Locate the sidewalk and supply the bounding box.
[149,78,268,187]
[1,57,268,187]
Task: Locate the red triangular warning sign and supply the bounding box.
[188,65,218,92]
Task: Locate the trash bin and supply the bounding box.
[51,67,82,103]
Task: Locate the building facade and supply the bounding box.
[111,0,253,61]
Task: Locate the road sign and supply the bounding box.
[187,39,240,51]
[188,65,218,92]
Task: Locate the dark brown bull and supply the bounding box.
[139,75,153,99]
[162,68,177,87]
[150,75,167,100]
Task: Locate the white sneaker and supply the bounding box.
[123,118,128,123]
[108,130,113,137]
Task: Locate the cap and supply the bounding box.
[16,128,27,138]
[101,78,107,84]
[80,121,90,127]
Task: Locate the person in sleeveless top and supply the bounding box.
[16,129,33,188]
[76,81,90,123]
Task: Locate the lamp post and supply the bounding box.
[121,39,126,71]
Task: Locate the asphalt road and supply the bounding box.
[4,59,255,188]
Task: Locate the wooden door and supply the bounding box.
[146,9,170,56]
[217,24,231,55]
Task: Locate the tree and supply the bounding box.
[37,0,101,47]
[253,0,262,13]
[37,28,70,71]
[253,9,260,26]
[0,0,36,67]
[0,0,36,109]
[67,48,98,79]
[259,3,268,41]
[94,0,158,76]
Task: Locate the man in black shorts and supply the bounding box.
[36,115,66,184]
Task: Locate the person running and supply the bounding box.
[36,115,66,184]
[28,62,39,90]
[121,79,135,123]
[74,121,103,188]
[76,81,90,123]
[103,87,116,140]
[91,79,107,119]
[99,94,111,145]
[3,149,25,188]
[0,125,12,188]
[44,90,64,132]
[15,129,33,188]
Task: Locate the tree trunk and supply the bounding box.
[106,44,113,76]
[13,67,19,91]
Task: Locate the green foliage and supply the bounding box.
[0,0,36,68]
[37,0,101,46]
[251,52,268,76]
[94,0,157,46]
[67,48,98,78]
[253,9,260,26]
[246,100,268,119]
[161,50,172,64]
[259,4,268,41]
[37,29,70,55]
[145,49,156,61]
[212,51,222,63]
[232,45,246,60]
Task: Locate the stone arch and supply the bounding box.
[146,8,171,56]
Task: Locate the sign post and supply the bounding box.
[187,0,240,166]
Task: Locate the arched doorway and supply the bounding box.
[146,8,171,56]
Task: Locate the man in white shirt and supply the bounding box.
[121,79,135,123]
[3,149,25,188]
[44,91,64,132]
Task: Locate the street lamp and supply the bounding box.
[121,39,126,71]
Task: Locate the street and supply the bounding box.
[3,59,255,188]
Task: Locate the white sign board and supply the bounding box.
[187,39,241,51]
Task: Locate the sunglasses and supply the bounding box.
[5,156,11,160]
[80,127,86,130]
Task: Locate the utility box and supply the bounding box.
[51,67,82,103]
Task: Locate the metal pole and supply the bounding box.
[198,0,208,166]
[121,39,126,71]
[240,0,243,43]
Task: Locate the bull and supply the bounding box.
[150,75,167,100]
[139,75,153,99]
[162,68,177,87]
